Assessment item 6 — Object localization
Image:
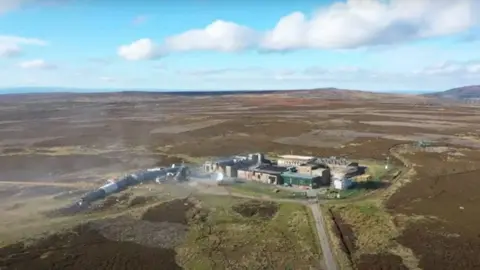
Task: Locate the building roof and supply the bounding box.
[311,168,328,173]
[278,155,314,161]
[253,164,288,174]
[281,171,321,180]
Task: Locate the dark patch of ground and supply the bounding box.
[397,221,480,270]
[329,209,356,259]
[89,216,188,249]
[127,195,156,207]
[0,224,182,270]
[356,253,408,270]
[387,147,480,270]
[141,198,194,225]
[232,200,279,219]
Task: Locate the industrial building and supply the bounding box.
[203,153,268,178]
[277,155,315,167]
[281,171,328,189]
[202,153,363,190]
[250,164,288,185]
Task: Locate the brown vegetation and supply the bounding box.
[0,91,479,269]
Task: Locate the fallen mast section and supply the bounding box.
[77,164,190,206]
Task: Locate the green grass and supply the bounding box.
[331,201,398,255]
[359,159,401,181]
[227,181,309,200]
[337,189,366,199]
[176,195,322,270]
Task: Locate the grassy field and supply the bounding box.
[226,181,309,200]
[326,200,420,270]
[176,195,322,270]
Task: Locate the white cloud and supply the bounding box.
[414,60,480,76]
[18,59,56,70]
[0,44,21,57]
[0,36,47,46]
[466,63,480,74]
[118,0,478,57]
[0,35,48,58]
[261,0,477,51]
[117,38,163,61]
[164,20,259,52]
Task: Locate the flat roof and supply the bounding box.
[254,164,288,173]
[278,155,314,160]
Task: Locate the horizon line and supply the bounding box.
[0,86,433,95]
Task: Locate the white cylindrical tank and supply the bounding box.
[333,178,352,190]
[212,172,224,183]
[100,182,118,194]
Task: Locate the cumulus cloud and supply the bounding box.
[417,60,480,76]
[164,20,259,52]
[117,38,163,61]
[0,44,21,57]
[18,59,56,70]
[261,0,477,51]
[118,0,478,58]
[0,35,48,58]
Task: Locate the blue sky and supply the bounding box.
[0,0,479,92]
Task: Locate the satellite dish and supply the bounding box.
[213,172,224,182]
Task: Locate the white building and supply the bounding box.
[277,155,315,167]
[333,178,353,190]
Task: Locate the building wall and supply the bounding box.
[252,172,281,184]
[278,159,306,167]
[297,165,311,174]
[225,165,237,178]
[237,169,253,180]
[320,169,331,186]
[283,175,314,188]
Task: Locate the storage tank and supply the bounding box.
[333,178,353,190]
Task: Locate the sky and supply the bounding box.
[0,0,479,92]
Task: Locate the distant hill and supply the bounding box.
[423,85,480,100]
[0,87,434,103]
